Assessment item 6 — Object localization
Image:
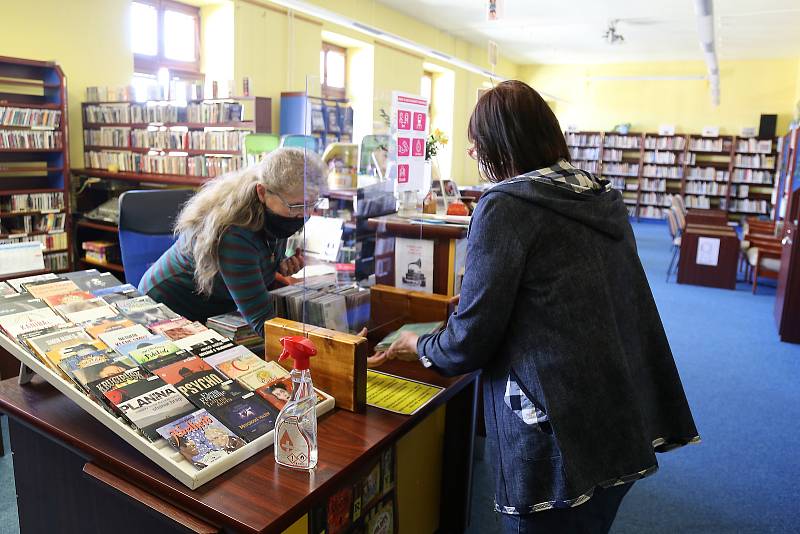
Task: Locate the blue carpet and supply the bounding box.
[467,221,800,533]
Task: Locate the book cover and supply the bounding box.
[0,308,66,338]
[236,361,289,391]
[209,391,278,442]
[161,321,207,341]
[84,315,135,338]
[153,355,226,400]
[206,311,248,330]
[108,377,196,441]
[361,463,382,509]
[55,298,119,324]
[113,295,157,314]
[139,348,191,373]
[43,339,108,374]
[91,283,138,297]
[98,368,154,405]
[23,279,78,299]
[173,329,228,351]
[72,357,139,392]
[365,495,394,534]
[42,290,95,308]
[114,334,169,358]
[204,346,267,380]
[148,317,189,335]
[57,350,111,382]
[4,272,58,292]
[256,376,326,411]
[156,409,246,469]
[327,486,354,534]
[374,322,443,351]
[190,379,250,410]
[119,303,179,326]
[70,272,123,292]
[192,339,236,359]
[83,364,148,403]
[98,324,152,348]
[127,340,181,365]
[0,295,47,317]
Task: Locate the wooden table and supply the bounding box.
[677,223,740,289]
[367,216,468,296]
[0,360,479,534]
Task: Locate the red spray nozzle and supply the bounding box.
[278,336,317,370]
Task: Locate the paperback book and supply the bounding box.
[209,391,278,442]
[0,307,66,339]
[119,303,179,326]
[98,324,153,349]
[0,295,48,317]
[114,334,169,358]
[374,322,443,352]
[236,360,289,391]
[190,379,250,411]
[84,315,135,338]
[256,375,326,411]
[57,350,112,381]
[4,272,58,293]
[23,279,78,300]
[156,409,246,470]
[127,340,182,365]
[153,355,226,402]
[203,346,268,380]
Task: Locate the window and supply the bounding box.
[320,42,347,99]
[420,71,434,110]
[131,0,201,77]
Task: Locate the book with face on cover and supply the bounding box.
[104,375,195,441]
[54,298,119,325]
[156,409,246,470]
[67,271,124,293]
[74,358,143,401]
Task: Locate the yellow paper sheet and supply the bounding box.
[366,370,444,415]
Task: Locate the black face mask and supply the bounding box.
[264,206,306,239]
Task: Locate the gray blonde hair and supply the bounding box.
[175,147,327,296]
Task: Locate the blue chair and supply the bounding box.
[118,189,195,287]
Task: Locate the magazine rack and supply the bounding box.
[0,330,335,489]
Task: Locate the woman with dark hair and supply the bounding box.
[381,80,699,533]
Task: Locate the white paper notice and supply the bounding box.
[395,237,434,294]
[696,237,720,266]
[391,91,429,193]
[0,242,44,276]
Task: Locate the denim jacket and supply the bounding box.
[418,162,699,513]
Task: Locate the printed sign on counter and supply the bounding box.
[391,91,429,192]
[696,237,721,266]
[394,238,434,294]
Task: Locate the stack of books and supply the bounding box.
[270,282,370,334]
[206,311,263,354]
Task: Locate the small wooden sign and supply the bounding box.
[265,318,368,413]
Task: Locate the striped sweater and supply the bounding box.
[138,226,286,337]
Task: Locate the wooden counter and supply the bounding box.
[0,360,479,534]
[677,223,739,289]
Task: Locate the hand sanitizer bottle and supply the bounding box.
[274,335,318,470]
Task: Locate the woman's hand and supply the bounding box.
[278,252,304,276]
[385,331,420,362]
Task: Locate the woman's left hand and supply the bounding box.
[279,252,304,276]
[385,331,420,362]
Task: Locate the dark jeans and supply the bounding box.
[500,482,634,534]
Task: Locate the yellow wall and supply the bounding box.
[0,0,133,165]
[522,59,800,136]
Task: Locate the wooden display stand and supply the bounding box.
[367,215,468,296]
[264,285,458,414]
[677,223,740,289]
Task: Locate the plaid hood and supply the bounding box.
[485,160,629,241]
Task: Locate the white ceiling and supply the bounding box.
[376,0,800,64]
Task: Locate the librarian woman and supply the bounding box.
[139,147,327,338]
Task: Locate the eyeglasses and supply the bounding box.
[267,189,324,215]
[466,146,478,160]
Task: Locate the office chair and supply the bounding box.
[118,189,196,288]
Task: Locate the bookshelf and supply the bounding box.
[280,92,353,149]
[72,95,272,276]
[564,130,779,222]
[729,137,777,217]
[0,56,71,278]
[602,132,644,218]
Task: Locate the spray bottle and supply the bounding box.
[274,335,319,470]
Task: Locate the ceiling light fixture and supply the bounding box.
[602,20,625,45]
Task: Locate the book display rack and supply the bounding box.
[565,129,779,221]
[0,56,71,277]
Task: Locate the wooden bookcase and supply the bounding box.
[0,56,71,279]
[565,130,778,222]
[72,95,272,277]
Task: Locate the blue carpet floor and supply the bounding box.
[467,221,800,533]
[0,222,798,533]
